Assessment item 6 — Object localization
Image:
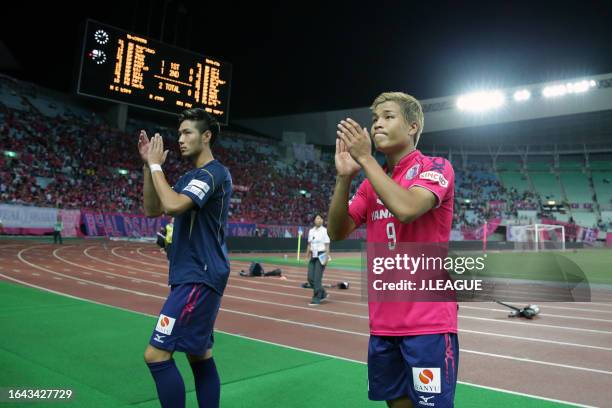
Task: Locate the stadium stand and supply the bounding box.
[1,75,611,234]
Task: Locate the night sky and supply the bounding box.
[2,0,611,120]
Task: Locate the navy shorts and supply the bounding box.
[368,333,459,407]
[149,283,221,356]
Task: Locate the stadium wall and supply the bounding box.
[0,205,81,237]
[225,237,585,252]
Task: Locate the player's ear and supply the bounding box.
[201,129,212,145]
[408,121,418,136]
[408,121,419,145]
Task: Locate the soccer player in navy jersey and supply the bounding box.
[138,108,232,408]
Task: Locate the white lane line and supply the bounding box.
[228,275,612,323]
[460,315,612,335]
[231,259,361,280]
[52,248,167,287]
[462,349,612,375]
[62,249,368,320]
[51,246,612,338]
[17,246,161,300]
[543,305,612,315]
[227,279,365,306]
[461,305,612,323]
[82,247,165,276]
[228,270,612,321]
[136,247,167,261]
[111,246,167,268]
[460,329,612,351]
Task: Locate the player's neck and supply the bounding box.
[385,145,416,171]
[193,148,214,168]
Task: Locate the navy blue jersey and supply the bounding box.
[168,160,232,293]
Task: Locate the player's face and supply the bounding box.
[314,215,323,227]
[178,120,206,157]
[371,101,416,153]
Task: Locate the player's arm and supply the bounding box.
[147,134,195,217]
[337,118,435,223]
[360,157,435,223]
[139,130,164,217]
[151,172,195,216]
[143,166,164,217]
[327,139,360,241]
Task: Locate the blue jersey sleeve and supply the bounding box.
[179,167,225,209]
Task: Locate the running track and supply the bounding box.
[1,241,611,407]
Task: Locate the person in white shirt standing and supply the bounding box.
[307,214,331,306]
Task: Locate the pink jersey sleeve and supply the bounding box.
[410,157,454,208]
[347,180,368,228]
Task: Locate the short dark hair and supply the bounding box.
[178,108,220,146]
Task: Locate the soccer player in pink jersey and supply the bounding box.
[328,92,458,407]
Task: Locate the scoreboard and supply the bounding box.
[77,20,232,124]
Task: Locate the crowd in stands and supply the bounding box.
[1,78,609,231]
[0,106,152,213]
[0,98,346,226]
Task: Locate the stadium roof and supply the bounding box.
[235,73,612,146]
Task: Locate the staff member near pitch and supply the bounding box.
[307,214,331,306]
[53,214,63,245]
[139,108,232,408]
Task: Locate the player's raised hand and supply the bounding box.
[147,133,169,166]
[335,137,361,178]
[336,118,373,164]
[138,130,151,163]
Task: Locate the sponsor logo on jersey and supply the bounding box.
[371,208,394,221]
[419,171,448,188]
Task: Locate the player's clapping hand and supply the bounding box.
[147,133,169,166]
[138,130,151,163]
[337,118,373,165]
[335,137,361,178]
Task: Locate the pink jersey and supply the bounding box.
[348,149,458,336]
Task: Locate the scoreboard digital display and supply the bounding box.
[77,20,232,124]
